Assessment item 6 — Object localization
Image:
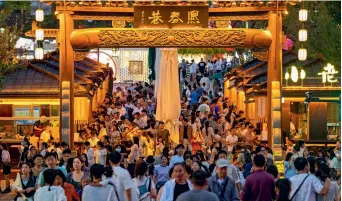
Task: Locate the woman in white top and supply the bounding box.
[82,164,117,201]
[34,169,67,201]
[133,161,156,201]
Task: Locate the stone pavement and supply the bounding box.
[0,181,16,201]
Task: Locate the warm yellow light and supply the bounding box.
[298,29,307,42]
[285,72,290,80]
[291,66,299,82]
[36,9,44,22]
[35,48,44,60]
[300,69,306,79]
[35,29,44,41]
[299,9,308,21]
[284,10,288,15]
[298,48,307,61]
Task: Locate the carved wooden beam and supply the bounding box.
[70,28,272,50]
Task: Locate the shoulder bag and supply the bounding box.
[290,174,310,201]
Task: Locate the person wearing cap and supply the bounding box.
[176,170,219,201]
[208,159,239,201]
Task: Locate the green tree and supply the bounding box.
[283,1,341,66]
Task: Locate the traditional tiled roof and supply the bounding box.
[0,51,108,97]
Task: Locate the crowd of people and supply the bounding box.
[0,58,340,201]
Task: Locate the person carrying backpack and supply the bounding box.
[133,161,157,201]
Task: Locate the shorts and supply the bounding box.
[3,163,11,175]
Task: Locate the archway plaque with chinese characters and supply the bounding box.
[134,5,208,29]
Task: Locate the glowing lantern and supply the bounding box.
[298,48,307,61]
[299,9,308,22]
[298,29,307,42]
[35,48,44,60]
[35,29,44,41]
[291,66,299,82]
[36,9,44,22]
[285,72,290,80]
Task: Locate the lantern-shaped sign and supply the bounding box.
[36,9,44,22]
[300,69,306,80]
[291,66,299,82]
[298,48,307,61]
[35,48,44,60]
[298,29,307,42]
[35,29,44,41]
[299,9,308,22]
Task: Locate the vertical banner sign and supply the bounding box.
[134,5,209,29]
[257,96,266,118]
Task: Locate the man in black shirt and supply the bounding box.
[198,58,207,75]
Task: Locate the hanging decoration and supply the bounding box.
[297,2,308,61]
[35,2,44,60]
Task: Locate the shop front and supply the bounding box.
[282,59,341,148]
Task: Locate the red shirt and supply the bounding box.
[63,182,80,201]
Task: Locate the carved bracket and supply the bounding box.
[252,48,269,61]
[74,50,90,61]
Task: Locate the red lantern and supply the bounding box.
[225,48,234,52]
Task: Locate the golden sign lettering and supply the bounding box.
[168,11,183,23]
[148,10,163,24]
[187,10,200,24]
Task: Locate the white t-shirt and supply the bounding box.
[34,186,67,201]
[197,103,210,117]
[226,134,238,152]
[200,77,210,91]
[40,131,50,143]
[190,63,197,73]
[132,176,156,201]
[96,149,107,165]
[289,173,323,201]
[112,166,139,201]
[82,183,117,201]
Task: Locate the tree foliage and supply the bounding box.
[0,1,31,74]
[283,1,341,66]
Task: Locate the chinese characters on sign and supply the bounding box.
[318,63,339,83]
[187,10,200,24]
[134,5,208,28]
[149,10,163,24]
[168,11,183,23]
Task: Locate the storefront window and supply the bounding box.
[289,102,308,140]
[327,102,340,140]
[14,106,31,117]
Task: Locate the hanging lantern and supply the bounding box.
[300,69,306,79]
[35,29,44,41]
[36,9,44,22]
[35,48,44,60]
[285,72,290,80]
[298,29,307,42]
[291,66,299,82]
[298,48,307,61]
[299,9,308,22]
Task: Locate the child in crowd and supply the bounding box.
[77,176,91,199]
